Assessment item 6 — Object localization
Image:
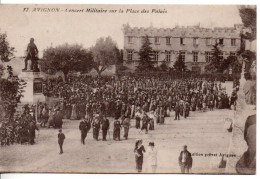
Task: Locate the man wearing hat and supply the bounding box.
[122,116,130,140]
[135,107,142,129]
[113,118,121,141]
[178,145,192,173]
[58,129,65,154]
[141,112,149,134]
[101,117,110,141]
[28,116,39,145]
[79,118,91,144]
[92,115,101,141]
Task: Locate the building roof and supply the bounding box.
[123,24,243,39]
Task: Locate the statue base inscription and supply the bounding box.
[18,71,46,104]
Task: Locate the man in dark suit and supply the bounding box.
[28,120,39,145]
[79,118,90,144]
[178,145,192,173]
[175,102,180,120]
[113,118,121,141]
[122,117,130,140]
[58,129,65,154]
[141,113,149,134]
[101,118,110,141]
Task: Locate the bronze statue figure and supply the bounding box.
[23,38,40,72]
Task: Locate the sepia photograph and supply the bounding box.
[0,3,256,174]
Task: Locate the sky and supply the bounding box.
[0,4,243,57]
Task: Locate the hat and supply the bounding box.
[149,142,155,146]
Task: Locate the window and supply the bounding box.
[218,38,224,45]
[166,37,171,45]
[155,37,160,44]
[128,36,133,44]
[231,39,236,46]
[219,52,224,61]
[180,51,185,61]
[180,38,184,45]
[166,51,171,61]
[154,51,159,61]
[206,38,212,46]
[205,52,212,62]
[193,51,198,62]
[230,52,236,57]
[193,38,199,46]
[127,51,133,61]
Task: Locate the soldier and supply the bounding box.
[28,120,39,145]
[113,118,121,141]
[159,106,165,124]
[141,113,149,134]
[101,118,110,141]
[58,129,65,154]
[135,107,142,129]
[175,102,180,120]
[79,118,91,144]
[122,117,130,140]
[92,116,101,141]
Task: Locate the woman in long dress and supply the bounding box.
[147,142,158,173]
[134,139,146,173]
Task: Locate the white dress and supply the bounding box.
[146,147,158,172]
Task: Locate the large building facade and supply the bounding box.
[122,24,243,73]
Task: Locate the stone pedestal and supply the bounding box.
[18,71,46,104]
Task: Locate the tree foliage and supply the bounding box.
[91,36,119,76]
[205,43,223,73]
[221,56,242,74]
[158,62,169,72]
[40,43,93,78]
[0,31,15,62]
[173,54,186,72]
[239,6,256,40]
[137,35,155,72]
[0,66,26,121]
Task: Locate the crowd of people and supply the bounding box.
[0,74,238,146]
[42,74,237,122]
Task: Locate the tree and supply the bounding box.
[221,55,242,75]
[40,43,93,79]
[205,43,223,73]
[137,35,155,72]
[91,36,119,76]
[173,54,186,72]
[239,6,256,40]
[158,62,169,72]
[116,49,124,65]
[0,66,26,121]
[0,31,15,62]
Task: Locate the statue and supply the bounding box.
[23,38,40,72]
